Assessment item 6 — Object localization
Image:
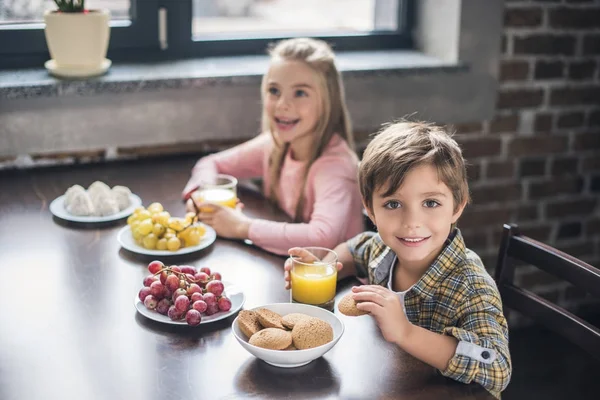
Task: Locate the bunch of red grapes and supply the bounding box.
[138,260,232,326]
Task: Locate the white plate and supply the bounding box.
[135,281,245,325]
[50,193,142,223]
[117,224,217,256]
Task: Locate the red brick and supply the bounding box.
[528,177,584,200]
[509,136,568,156]
[490,114,519,133]
[459,138,503,159]
[556,111,585,129]
[574,132,600,150]
[497,89,545,109]
[499,60,529,81]
[550,86,600,106]
[583,34,600,55]
[514,34,576,55]
[467,163,482,182]
[459,207,512,230]
[453,122,483,134]
[582,156,600,172]
[549,7,600,29]
[534,113,554,133]
[551,157,579,175]
[505,7,543,27]
[557,221,582,239]
[515,205,539,222]
[471,183,522,204]
[591,175,600,193]
[519,224,554,243]
[534,60,564,79]
[568,60,596,80]
[546,198,597,218]
[585,218,600,235]
[556,242,595,259]
[487,161,515,179]
[460,230,489,250]
[519,158,547,177]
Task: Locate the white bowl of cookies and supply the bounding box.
[231,303,344,368]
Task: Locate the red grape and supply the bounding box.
[187,284,202,296]
[138,287,151,302]
[186,309,202,326]
[165,274,179,292]
[172,288,187,302]
[156,298,171,315]
[179,279,187,289]
[194,272,210,286]
[180,265,196,275]
[190,292,204,303]
[144,295,158,310]
[171,266,181,274]
[143,275,158,287]
[203,292,217,306]
[192,300,208,313]
[160,270,169,285]
[150,281,165,298]
[148,260,164,274]
[174,295,190,312]
[206,280,224,297]
[217,296,232,312]
[205,303,219,316]
[167,305,183,321]
[211,272,222,281]
[200,267,211,276]
[185,274,196,283]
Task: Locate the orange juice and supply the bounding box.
[195,188,237,209]
[291,262,337,305]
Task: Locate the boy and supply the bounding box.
[284,121,511,398]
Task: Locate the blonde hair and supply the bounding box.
[260,37,354,222]
[359,121,470,213]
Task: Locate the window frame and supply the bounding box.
[0,0,414,69]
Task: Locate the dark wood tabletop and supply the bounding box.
[0,156,493,400]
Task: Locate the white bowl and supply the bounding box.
[232,303,344,368]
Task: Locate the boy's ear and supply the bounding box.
[452,200,468,224]
[362,199,376,225]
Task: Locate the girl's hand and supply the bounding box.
[284,247,343,290]
[195,202,251,240]
[352,285,412,345]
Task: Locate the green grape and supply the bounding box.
[132,227,143,241]
[137,210,152,221]
[138,219,153,235]
[156,238,168,250]
[143,233,158,249]
[153,223,166,237]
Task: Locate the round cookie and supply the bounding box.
[255,308,285,329]
[238,310,262,339]
[292,317,334,350]
[281,313,310,330]
[283,344,297,351]
[249,328,292,350]
[338,293,368,316]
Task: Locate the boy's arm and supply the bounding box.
[333,242,357,281]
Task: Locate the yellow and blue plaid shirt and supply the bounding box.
[347,228,511,398]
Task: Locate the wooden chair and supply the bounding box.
[495,223,600,360]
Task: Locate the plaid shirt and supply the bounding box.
[347,228,511,398]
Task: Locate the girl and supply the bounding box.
[182,37,363,255]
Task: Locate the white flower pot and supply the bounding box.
[44,9,110,71]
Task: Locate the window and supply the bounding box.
[0,0,413,69]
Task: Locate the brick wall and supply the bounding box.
[454,0,600,320]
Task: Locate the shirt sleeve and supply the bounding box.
[182,134,270,199]
[441,285,512,398]
[247,161,362,256]
[346,231,377,280]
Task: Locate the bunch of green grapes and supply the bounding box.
[127,202,206,251]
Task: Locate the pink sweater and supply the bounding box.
[184,133,364,255]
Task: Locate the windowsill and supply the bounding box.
[0,50,465,100]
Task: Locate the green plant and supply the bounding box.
[53,0,86,13]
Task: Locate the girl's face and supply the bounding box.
[264,59,322,146]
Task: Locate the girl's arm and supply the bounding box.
[182,133,270,199]
[247,160,362,255]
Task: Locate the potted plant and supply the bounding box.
[44,0,111,78]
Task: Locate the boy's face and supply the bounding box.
[365,163,466,270]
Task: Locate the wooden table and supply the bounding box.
[0,156,493,400]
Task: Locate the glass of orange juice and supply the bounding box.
[290,247,338,311]
[192,174,238,211]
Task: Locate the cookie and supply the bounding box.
[281,313,310,330]
[238,310,262,339]
[292,317,334,350]
[249,328,292,350]
[338,293,368,316]
[255,308,285,329]
[283,343,297,351]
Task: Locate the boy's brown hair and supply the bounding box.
[359,121,470,213]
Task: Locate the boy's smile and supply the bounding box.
[366,163,466,272]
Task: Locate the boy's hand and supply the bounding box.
[352,285,412,345]
[284,247,343,290]
[195,202,251,240]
